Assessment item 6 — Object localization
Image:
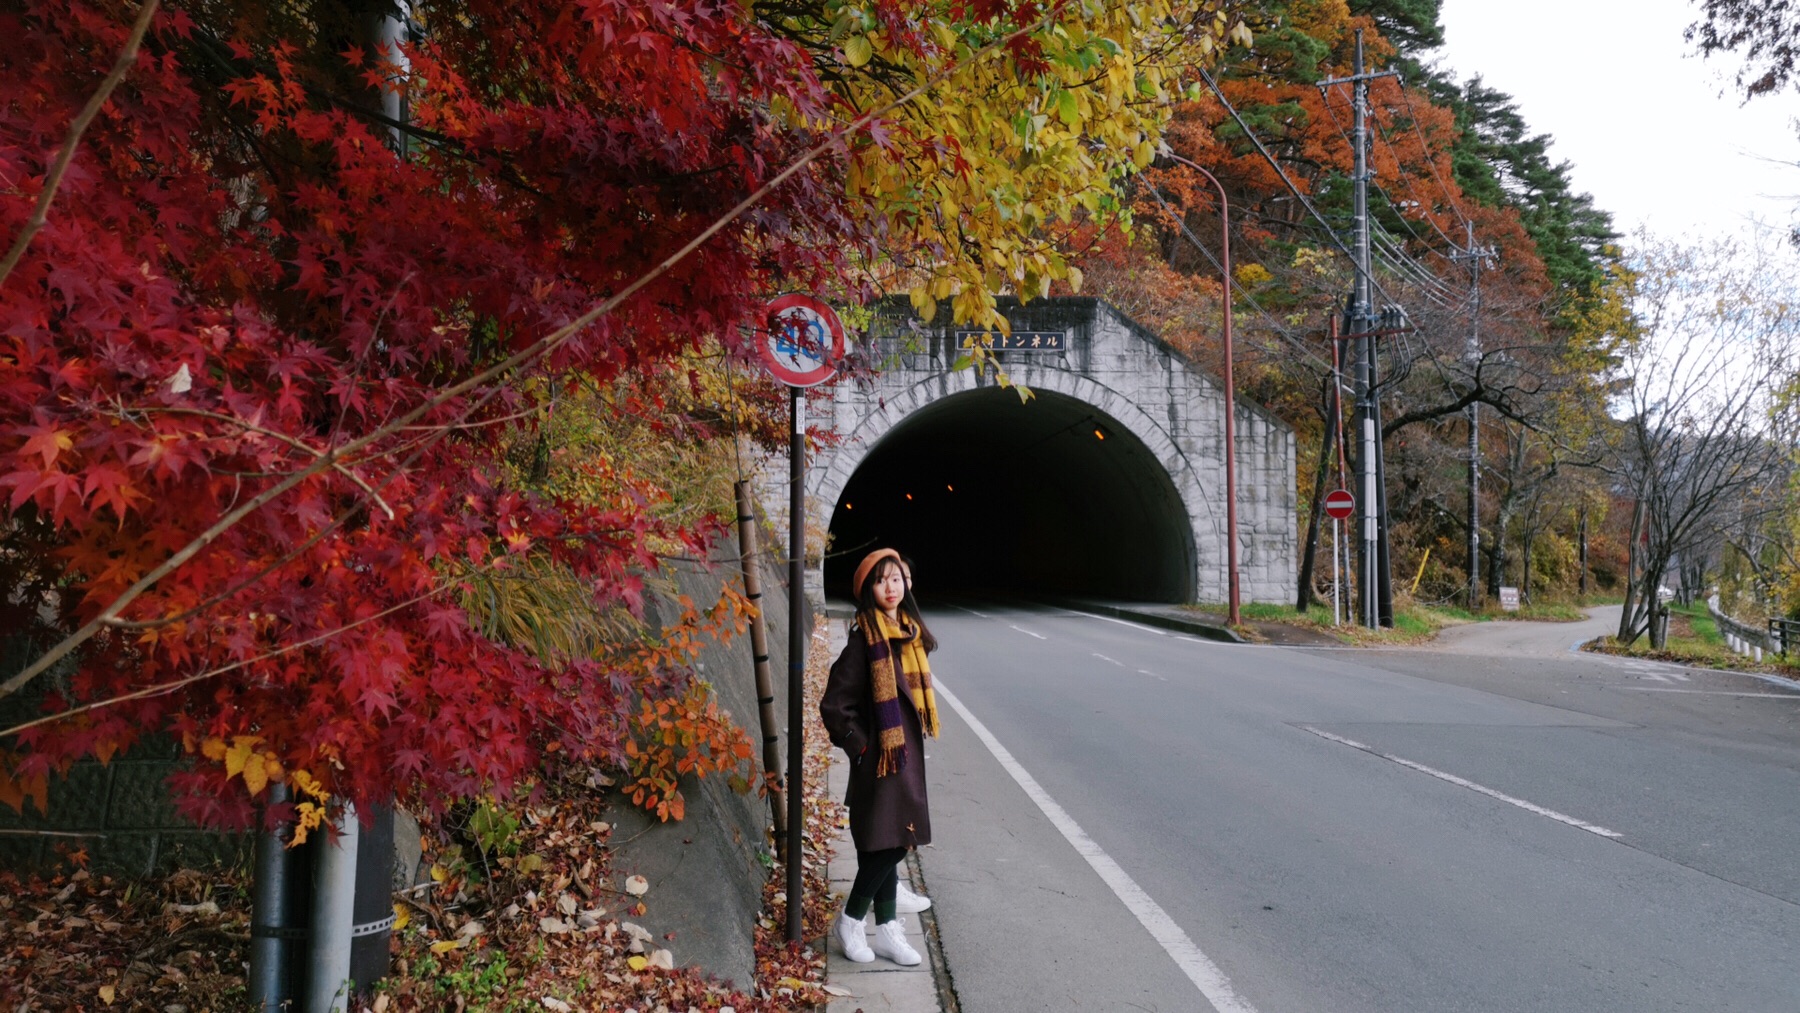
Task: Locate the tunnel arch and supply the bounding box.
[816,370,1214,602]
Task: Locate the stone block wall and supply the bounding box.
[0,636,249,875]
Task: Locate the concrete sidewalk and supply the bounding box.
[824,749,946,1012]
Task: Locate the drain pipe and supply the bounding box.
[249,783,297,1012]
[306,802,358,1013]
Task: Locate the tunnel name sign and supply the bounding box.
[956,330,1066,352]
[760,294,844,388]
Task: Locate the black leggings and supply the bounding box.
[845,846,907,924]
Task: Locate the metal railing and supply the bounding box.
[1769,617,1800,657]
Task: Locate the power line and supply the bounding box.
[1196,67,1426,326]
[1369,113,1464,252]
[1316,86,1464,295]
[1140,181,1338,376]
[1396,86,1473,230]
[1314,75,1482,315]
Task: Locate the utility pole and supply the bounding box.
[1320,30,1398,627]
[1448,221,1495,612]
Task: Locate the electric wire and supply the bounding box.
[1312,86,1462,303]
[1369,109,1465,251]
[1140,182,1338,376]
[1397,86,1474,230]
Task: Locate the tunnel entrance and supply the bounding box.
[824,386,1197,603]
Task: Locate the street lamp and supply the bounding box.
[1167,154,1240,627]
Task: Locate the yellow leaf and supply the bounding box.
[627,955,649,972]
[844,35,872,68]
[242,755,270,797]
[223,736,260,781]
[99,984,116,1005]
[393,902,410,932]
[430,938,466,955]
[199,737,227,762]
[431,863,449,883]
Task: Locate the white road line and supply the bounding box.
[1300,726,1622,840]
[1640,671,1673,683]
[1624,687,1800,698]
[1137,668,1169,682]
[935,680,1259,1013]
[1009,624,1047,640]
[1092,652,1125,667]
[946,604,991,619]
[1668,670,1691,682]
[1062,610,1169,636]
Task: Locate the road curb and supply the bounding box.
[1064,601,1249,643]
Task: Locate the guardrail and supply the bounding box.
[1769,617,1800,657]
[1708,595,1773,661]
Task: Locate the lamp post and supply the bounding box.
[1168,154,1240,627]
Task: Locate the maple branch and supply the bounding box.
[0,581,448,741]
[0,0,160,293]
[0,19,1039,702]
[132,407,396,520]
[99,380,517,634]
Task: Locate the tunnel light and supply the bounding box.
[1094,428,1106,441]
[905,493,914,501]
[844,502,852,510]
[946,484,954,492]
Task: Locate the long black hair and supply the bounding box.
[856,555,938,653]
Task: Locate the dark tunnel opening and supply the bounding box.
[824,387,1197,604]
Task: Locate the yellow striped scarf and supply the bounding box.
[861,609,940,777]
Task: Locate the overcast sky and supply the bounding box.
[1433,0,1800,240]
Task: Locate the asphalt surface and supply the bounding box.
[915,603,1800,1013]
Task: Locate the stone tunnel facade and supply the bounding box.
[761,296,1297,604]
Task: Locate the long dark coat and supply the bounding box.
[818,627,931,852]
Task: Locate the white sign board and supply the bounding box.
[1499,586,1520,612]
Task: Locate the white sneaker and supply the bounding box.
[895,880,932,914]
[834,912,874,963]
[870,919,922,966]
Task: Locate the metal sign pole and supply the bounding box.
[756,292,842,946]
[785,386,805,943]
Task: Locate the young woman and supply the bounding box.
[819,548,941,965]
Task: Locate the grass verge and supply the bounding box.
[1586,601,1800,679]
[1183,599,1474,646]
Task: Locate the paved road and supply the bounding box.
[1430,605,1621,656]
[915,603,1800,1013]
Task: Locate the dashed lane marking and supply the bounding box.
[1301,726,1622,840]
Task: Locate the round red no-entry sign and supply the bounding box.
[758,293,844,387]
[1324,488,1355,520]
